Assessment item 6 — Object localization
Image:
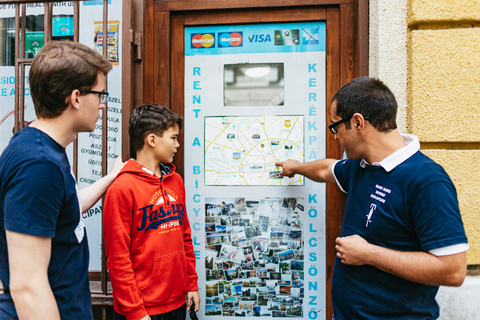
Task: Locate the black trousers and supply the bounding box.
[114,304,187,320]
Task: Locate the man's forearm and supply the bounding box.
[11,285,60,320]
[365,244,466,287]
[336,235,467,287]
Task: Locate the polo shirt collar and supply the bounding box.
[360,134,420,172]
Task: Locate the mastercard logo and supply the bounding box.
[191,33,215,48]
[218,32,243,47]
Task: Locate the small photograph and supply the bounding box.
[205,216,216,223]
[256,268,268,278]
[270,232,283,241]
[278,249,295,261]
[206,283,219,297]
[270,272,281,280]
[279,285,292,295]
[232,285,242,296]
[205,304,222,316]
[220,244,245,263]
[268,301,281,311]
[241,287,254,299]
[205,249,218,270]
[286,305,302,317]
[231,218,239,226]
[206,244,222,256]
[272,310,286,317]
[291,271,304,288]
[282,296,294,306]
[282,197,297,210]
[207,269,225,281]
[224,283,232,296]
[225,267,241,281]
[223,309,235,316]
[287,240,302,250]
[258,296,269,306]
[220,217,230,225]
[239,218,251,227]
[223,302,235,310]
[266,291,276,299]
[244,226,261,239]
[234,310,246,317]
[252,238,269,253]
[289,230,302,240]
[258,215,270,232]
[223,261,238,271]
[242,245,256,263]
[256,287,268,296]
[279,261,290,273]
[230,209,241,218]
[239,271,250,279]
[216,225,227,233]
[205,222,216,233]
[255,306,272,317]
[290,260,303,271]
[291,287,300,300]
[278,274,291,286]
[239,301,254,311]
[207,234,222,245]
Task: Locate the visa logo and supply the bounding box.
[247,34,272,43]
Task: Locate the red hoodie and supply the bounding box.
[104,159,198,320]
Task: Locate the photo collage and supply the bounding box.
[204,197,305,317]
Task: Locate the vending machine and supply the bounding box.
[184,22,326,320]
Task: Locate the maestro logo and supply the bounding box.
[218,32,243,47]
[191,33,215,48]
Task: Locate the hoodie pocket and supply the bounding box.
[139,251,188,306]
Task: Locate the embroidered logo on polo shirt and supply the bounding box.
[366,203,377,227]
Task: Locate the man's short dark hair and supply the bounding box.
[331,77,398,132]
[129,104,184,152]
[29,40,112,119]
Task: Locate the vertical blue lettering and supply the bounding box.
[193,81,201,90]
[194,208,201,217]
[308,64,317,73]
[309,195,318,203]
[193,67,201,76]
[193,194,201,203]
[193,236,200,245]
[308,122,318,131]
[193,109,200,118]
[192,138,201,146]
[194,250,200,260]
[309,223,317,232]
[309,93,317,102]
[193,95,201,104]
[309,136,317,145]
[193,166,201,174]
[309,106,317,116]
[309,150,317,160]
[309,78,317,87]
[193,222,201,231]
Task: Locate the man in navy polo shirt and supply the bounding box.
[0,41,124,319]
[276,77,468,319]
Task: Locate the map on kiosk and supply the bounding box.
[204,116,305,186]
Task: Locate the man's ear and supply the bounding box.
[67,89,81,110]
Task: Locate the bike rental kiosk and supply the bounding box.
[184,23,326,319]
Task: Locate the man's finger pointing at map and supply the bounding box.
[275,160,300,178]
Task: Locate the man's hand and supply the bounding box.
[275,160,301,178]
[335,235,372,265]
[187,290,200,312]
[139,315,151,320]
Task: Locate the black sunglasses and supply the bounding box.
[328,116,369,134]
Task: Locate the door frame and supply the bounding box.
[144,1,368,318]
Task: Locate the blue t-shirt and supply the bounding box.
[332,151,467,320]
[0,126,92,319]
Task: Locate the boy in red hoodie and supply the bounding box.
[104,104,200,320]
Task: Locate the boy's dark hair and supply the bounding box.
[129,104,184,152]
[29,40,112,119]
[331,76,398,132]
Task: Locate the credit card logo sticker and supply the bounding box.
[247,34,272,43]
[218,32,243,47]
[274,29,299,46]
[302,27,320,45]
[191,33,215,48]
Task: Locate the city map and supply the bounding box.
[204,116,304,186]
